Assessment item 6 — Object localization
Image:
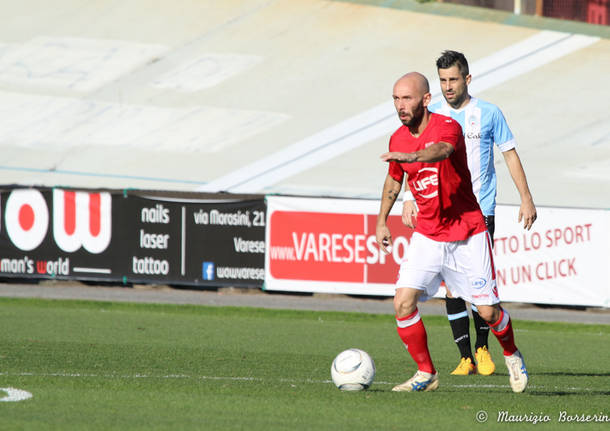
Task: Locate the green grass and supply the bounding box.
[0,297,608,430]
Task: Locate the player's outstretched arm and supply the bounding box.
[502,149,537,230]
[376,174,401,254]
[380,141,454,164]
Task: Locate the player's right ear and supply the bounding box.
[423,92,431,107]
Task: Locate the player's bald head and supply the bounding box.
[392,72,431,128]
[394,72,430,96]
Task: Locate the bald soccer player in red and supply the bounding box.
[375,72,528,393]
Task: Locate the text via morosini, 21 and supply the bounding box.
[193,209,265,227]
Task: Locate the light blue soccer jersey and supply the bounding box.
[428,97,515,216]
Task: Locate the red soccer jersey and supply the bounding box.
[388,113,486,241]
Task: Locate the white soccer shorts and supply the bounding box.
[395,230,499,305]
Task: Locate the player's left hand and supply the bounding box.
[519,199,537,230]
[380,152,417,163]
[402,199,418,229]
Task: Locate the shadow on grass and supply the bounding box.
[530,390,610,396]
[534,372,610,377]
[490,372,610,378]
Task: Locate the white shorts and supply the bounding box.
[396,231,499,305]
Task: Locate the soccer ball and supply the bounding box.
[331,348,375,391]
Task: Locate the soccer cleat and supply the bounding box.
[475,346,496,376]
[504,350,528,393]
[392,370,439,392]
[450,357,476,375]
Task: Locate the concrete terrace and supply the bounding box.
[0,0,608,208]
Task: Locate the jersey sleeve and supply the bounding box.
[387,134,405,183]
[492,106,516,152]
[388,161,404,183]
[439,117,463,149]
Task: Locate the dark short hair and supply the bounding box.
[436,50,469,77]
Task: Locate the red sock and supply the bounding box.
[489,308,518,356]
[396,309,436,374]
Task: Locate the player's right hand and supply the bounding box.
[380,152,417,163]
[402,200,418,229]
[375,224,393,255]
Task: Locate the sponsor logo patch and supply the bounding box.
[412,167,438,199]
[472,277,487,289]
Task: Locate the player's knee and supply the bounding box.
[476,304,500,323]
[394,289,418,317]
[394,300,416,318]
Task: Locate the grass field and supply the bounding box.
[0,297,608,430]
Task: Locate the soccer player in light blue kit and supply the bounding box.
[402,51,537,376]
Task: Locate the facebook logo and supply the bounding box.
[202,262,215,281]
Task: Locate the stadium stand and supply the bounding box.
[0,0,608,209]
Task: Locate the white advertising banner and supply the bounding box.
[493,205,610,307]
[265,196,610,308]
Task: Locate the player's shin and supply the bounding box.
[396,309,436,374]
[445,297,473,360]
[488,307,517,356]
[471,304,490,350]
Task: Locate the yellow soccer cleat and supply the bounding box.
[450,357,476,375]
[475,346,496,376]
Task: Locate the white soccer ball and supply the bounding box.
[331,348,376,391]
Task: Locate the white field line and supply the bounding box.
[0,372,596,392]
[0,387,33,402]
[198,31,599,194]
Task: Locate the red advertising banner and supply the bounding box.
[265,196,418,296]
